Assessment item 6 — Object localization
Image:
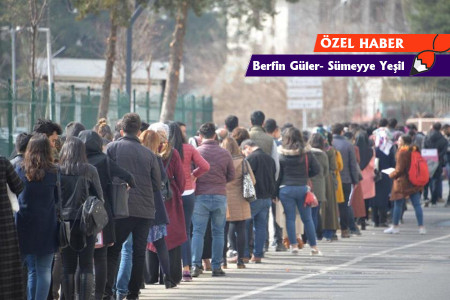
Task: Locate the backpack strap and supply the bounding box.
[305,152,309,177]
[165,149,174,172]
[56,167,62,220]
[105,157,112,183]
[242,158,249,175]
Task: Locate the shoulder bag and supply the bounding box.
[161,150,174,202]
[106,157,129,219]
[242,159,257,202]
[304,153,319,207]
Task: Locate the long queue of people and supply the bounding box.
[1,111,447,300]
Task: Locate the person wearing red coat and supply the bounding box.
[147,123,186,284]
[167,121,210,282]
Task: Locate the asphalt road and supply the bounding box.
[139,203,450,300]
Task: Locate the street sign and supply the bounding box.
[287,99,323,109]
[286,77,323,111]
[287,88,323,98]
[286,77,322,87]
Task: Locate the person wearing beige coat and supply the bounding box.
[226,156,255,222]
[221,137,256,268]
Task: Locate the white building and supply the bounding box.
[37,57,184,95]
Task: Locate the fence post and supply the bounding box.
[117,89,121,119]
[7,79,13,155]
[208,96,213,122]
[51,83,56,121]
[30,81,36,132]
[181,95,186,123]
[192,95,196,136]
[71,85,76,123]
[159,89,164,117]
[146,92,150,122]
[133,89,136,113]
[87,86,91,103]
[201,96,206,123]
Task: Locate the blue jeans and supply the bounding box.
[279,186,317,247]
[24,253,54,300]
[115,233,133,297]
[393,192,423,226]
[181,193,196,267]
[191,195,227,270]
[249,198,271,258]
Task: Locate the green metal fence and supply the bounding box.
[0,81,213,156]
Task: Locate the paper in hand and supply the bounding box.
[382,168,395,175]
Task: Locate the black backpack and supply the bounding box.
[81,178,109,236]
[81,195,108,236]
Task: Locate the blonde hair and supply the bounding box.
[94,118,113,141]
[139,130,160,153]
[221,137,242,156]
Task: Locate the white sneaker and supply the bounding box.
[419,227,427,235]
[310,249,323,256]
[384,226,400,234]
[290,245,298,255]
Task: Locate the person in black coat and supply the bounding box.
[424,122,449,205]
[59,136,104,300]
[241,139,276,263]
[15,134,58,300]
[104,113,161,299]
[78,130,136,300]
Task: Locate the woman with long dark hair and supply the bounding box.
[355,130,376,230]
[59,136,103,300]
[314,129,340,242]
[277,127,322,255]
[78,130,136,299]
[167,121,209,281]
[15,134,58,300]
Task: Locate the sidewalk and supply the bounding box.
[138,203,450,300]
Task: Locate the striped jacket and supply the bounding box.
[0,156,25,299]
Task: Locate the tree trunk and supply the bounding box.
[159,1,189,122]
[98,17,118,119]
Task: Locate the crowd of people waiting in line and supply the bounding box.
[1,110,449,300]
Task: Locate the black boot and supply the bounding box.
[79,273,94,300]
[360,218,366,230]
[163,274,177,289]
[62,274,75,300]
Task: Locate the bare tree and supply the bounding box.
[159,1,189,122]
[28,0,48,82]
[98,15,118,119]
